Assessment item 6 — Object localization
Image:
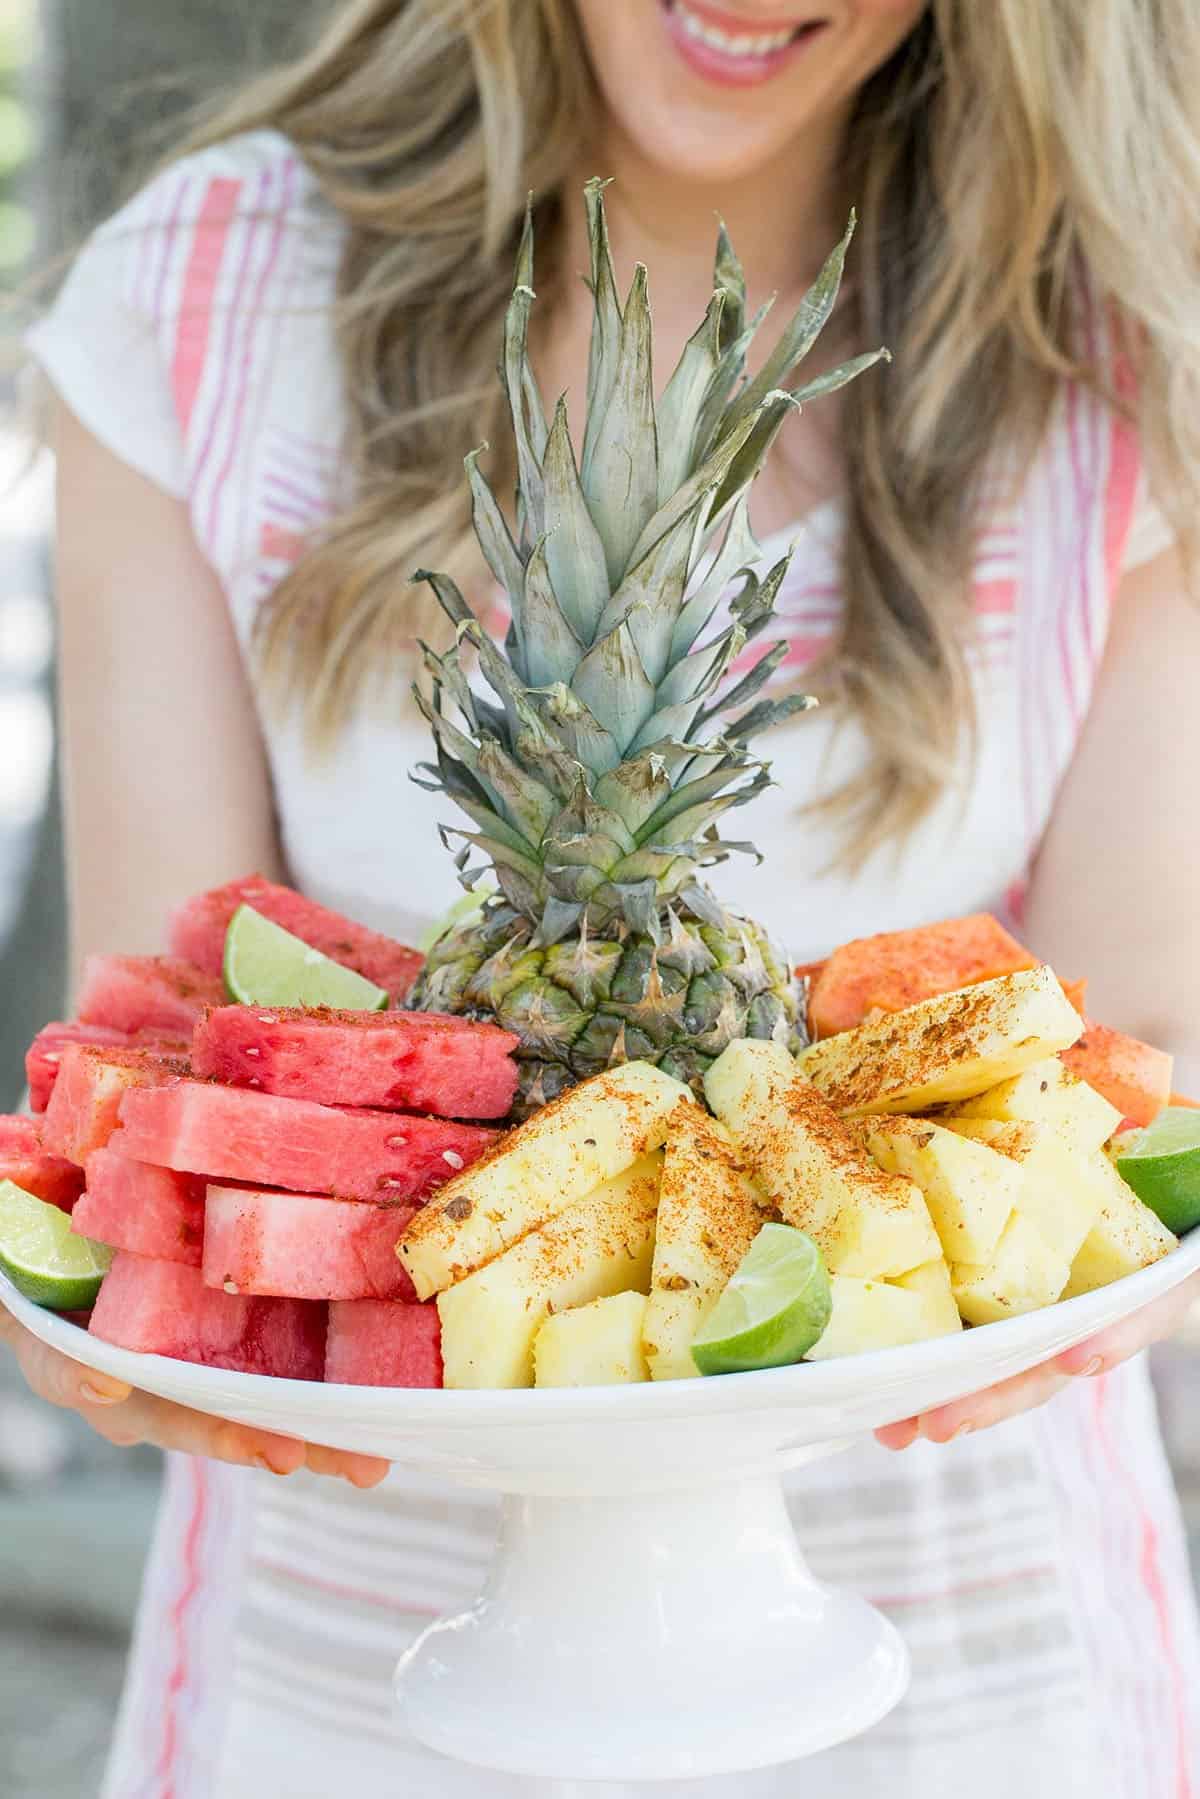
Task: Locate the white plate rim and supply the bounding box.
[3,1228,1197,1428]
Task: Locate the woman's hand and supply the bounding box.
[0,1309,390,1486]
[876,1270,1200,1450]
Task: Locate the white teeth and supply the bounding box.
[674,2,797,58]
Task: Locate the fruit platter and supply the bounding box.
[5,189,1200,1782]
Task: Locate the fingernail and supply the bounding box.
[1078,1356,1105,1378]
[80,1381,126,1406]
[951,1420,975,1440]
[253,1453,289,1476]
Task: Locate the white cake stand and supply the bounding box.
[5,1233,1198,1783]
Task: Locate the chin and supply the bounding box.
[573,0,926,188]
[622,110,813,185]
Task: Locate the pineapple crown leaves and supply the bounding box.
[412,181,888,934]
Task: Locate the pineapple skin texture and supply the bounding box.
[399,1060,691,1299]
[643,1102,766,1382]
[437,1156,660,1388]
[797,966,1083,1117]
[412,902,799,1118]
[534,1291,650,1387]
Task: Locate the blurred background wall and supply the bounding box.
[0,5,1197,1797]
[0,7,309,1795]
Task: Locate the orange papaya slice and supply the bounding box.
[1060,977,1088,1017]
[808,914,1038,1039]
[1060,1022,1173,1129]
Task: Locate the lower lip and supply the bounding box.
[660,3,826,89]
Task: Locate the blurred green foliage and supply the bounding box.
[0,0,33,274]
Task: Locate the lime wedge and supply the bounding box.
[224,904,388,1010]
[691,1223,832,1377]
[0,1180,112,1310]
[418,885,495,955]
[1115,1107,1200,1234]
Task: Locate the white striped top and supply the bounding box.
[29,131,1200,1797]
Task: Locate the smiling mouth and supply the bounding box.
[660,0,825,61]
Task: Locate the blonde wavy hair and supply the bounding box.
[187,0,1200,855]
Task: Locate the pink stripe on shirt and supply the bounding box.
[206,159,298,551]
[155,1457,210,1798]
[170,178,244,437]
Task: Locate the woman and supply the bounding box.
[5,1,1200,1792]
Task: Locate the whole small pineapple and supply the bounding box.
[409,182,886,1113]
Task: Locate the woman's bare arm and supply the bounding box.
[0,400,387,1486]
[54,401,282,965]
[882,545,1200,1447]
[1023,545,1200,1093]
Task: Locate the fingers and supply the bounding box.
[878,1271,1200,1451]
[1055,1271,1200,1377]
[1,1314,390,1483]
[304,1442,391,1488]
[3,1322,132,1412]
[877,1365,1073,1450]
[876,1417,920,1452]
[82,1388,389,1483]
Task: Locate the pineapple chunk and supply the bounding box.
[399,1061,692,1299]
[437,1155,660,1389]
[796,966,1082,1117]
[806,1271,960,1361]
[941,1117,1101,1265]
[1062,1155,1178,1297]
[948,1056,1121,1154]
[951,1212,1070,1324]
[865,1116,1017,1265]
[893,1259,964,1337]
[705,1038,941,1278]
[534,1292,650,1388]
[642,1103,765,1382]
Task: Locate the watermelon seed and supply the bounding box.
[442,1150,465,1170]
[243,1047,261,1058]
[223,1280,239,1295]
[386,1135,408,1149]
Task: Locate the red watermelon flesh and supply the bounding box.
[41,1045,188,1167]
[77,955,224,1037]
[0,1116,86,1213]
[191,1006,519,1120]
[89,1251,325,1379]
[75,1149,205,1266]
[168,875,424,1001]
[112,1081,496,1203]
[26,1021,189,1114]
[1061,1022,1173,1130]
[325,1299,442,1388]
[204,1186,417,1302]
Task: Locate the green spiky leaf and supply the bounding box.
[541,397,611,644]
[656,289,726,503]
[570,620,656,753]
[581,265,659,585]
[519,538,585,687]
